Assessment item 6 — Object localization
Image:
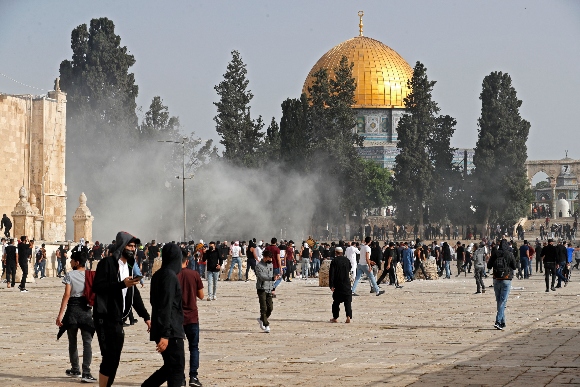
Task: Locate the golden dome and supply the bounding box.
[302,36,413,108]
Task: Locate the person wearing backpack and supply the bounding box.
[473,242,488,294]
[56,250,96,382]
[487,239,516,330]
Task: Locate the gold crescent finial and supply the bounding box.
[358,11,364,36]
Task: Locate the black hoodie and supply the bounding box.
[149,243,185,341]
[92,231,150,323]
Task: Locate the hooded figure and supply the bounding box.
[92,231,151,387]
[143,243,185,387]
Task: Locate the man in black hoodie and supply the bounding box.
[142,243,185,387]
[93,231,151,387]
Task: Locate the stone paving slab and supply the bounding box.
[1,273,580,386]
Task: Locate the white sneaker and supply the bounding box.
[212,296,216,300]
[264,326,270,333]
[257,318,265,330]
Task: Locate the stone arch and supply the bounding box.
[525,158,580,184]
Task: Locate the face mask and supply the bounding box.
[209,246,214,251]
[122,249,135,260]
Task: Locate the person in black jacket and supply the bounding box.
[93,231,151,387]
[487,239,516,330]
[329,247,353,323]
[142,243,185,387]
[541,239,558,291]
[203,242,222,301]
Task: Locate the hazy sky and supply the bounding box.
[1,0,579,164]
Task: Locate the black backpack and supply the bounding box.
[493,249,511,279]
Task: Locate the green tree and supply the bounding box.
[535,180,550,189]
[140,96,181,140]
[213,50,263,167]
[427,114,459,223]
[59,17,139,148]
[279,94,310,170]
[392,62,440,229]
[263,117,281,162]
[307,56,361,224]
[471,71,532,229]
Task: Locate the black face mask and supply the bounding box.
[208,246,214,251]
[122,249,135,260]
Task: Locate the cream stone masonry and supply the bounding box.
[0,79,67,241]
[73,192,93,242]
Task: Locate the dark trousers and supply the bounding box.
[537,257,543,272]
[257,289,273,327]
[474,266,485,292]
[245,259,256,280]
[67,327,93,374]
[284,261,294,280]
[5,260,16,287]
[94,318,124,387]
[184,323,199,379]
[142,338,185,387]
[413,260,428,279]
[18,258,28,289]
[544,263,556,290]
[332,292,352,319]
[3,227,10,238]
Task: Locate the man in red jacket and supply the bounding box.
[177,252,204,387]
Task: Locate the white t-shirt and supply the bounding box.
[231,245,241,258]
[118,258,129,312]
[345,246,359,273]
[255,246,263,262]
[359,244,371,265]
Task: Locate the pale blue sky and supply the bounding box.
[1,0,579,163]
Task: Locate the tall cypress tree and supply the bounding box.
[472,71,532,229]
[280,94,310,170]
[263,117,281,163]
[214,50,263,167]
[392,62,440,229]
[59,17,139,153]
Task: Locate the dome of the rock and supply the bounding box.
[302,36,413,108]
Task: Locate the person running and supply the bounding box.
[329,247,352,323]
[351,237,385,297]
[0,214,12,238]
[56,250,96,382]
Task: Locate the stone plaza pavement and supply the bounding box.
[1,271,580,386]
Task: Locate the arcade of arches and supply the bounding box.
[526,158,580,220]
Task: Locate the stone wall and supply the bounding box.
[0,86,67,241]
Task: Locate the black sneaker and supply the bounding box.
[376,290,385,296]
[20,288,28,293]
[81,373,97,383]
[352,293,359,296]
[66,369,81,377]
[494,322,503,330]
[190,376,203,387]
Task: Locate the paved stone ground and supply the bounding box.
[1,270,580,386]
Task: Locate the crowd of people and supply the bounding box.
[3,227,580,386]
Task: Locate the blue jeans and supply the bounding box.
[301,258,310,278]
[444,261,451,278]
[493,279,511,325]
[556,263,567,286]
[207,271,219,298]
[311,258,320,275]
[197,264,206,279]
[520,257,529,278]
[227,257,242,279]
[57,259,62,276]
[352,264,379,294]
[273,268,282,289]
[39,260,46,277]
[183,323,199,378]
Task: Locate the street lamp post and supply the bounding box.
[158,137,193,242]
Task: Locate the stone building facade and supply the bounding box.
[0,81,67,241]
